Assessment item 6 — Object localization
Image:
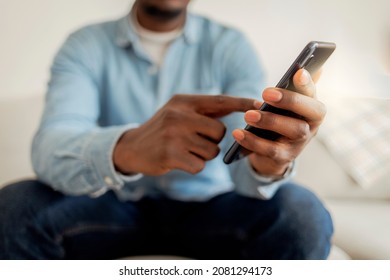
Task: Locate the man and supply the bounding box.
[0,0,332,259]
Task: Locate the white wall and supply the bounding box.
[0,0,132,100]
[192,0,390,99]
[1,0,390,101]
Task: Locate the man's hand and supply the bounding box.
[114,94,259,176]
[232,69,327,177]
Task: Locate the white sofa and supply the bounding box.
[295,97,390,260]
[1,93,389,259]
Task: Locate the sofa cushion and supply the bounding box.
[325,198,390,259]
[295,97,390,200]
[318,97,390,189]
[296,138,390,200]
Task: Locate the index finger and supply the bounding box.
[191,95,261,118]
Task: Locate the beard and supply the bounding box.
[141,4,185,21]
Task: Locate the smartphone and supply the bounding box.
[223,41,336,164]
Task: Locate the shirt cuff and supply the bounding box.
[117,172,143,183]
[85,123,143,197]
[232,157,296,199]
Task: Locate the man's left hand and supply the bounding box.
[232,69,326,177]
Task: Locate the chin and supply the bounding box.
[138,0,191,11]
[137,0,190,21]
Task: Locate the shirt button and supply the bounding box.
[104,176,114,186]
[148,65,158,75]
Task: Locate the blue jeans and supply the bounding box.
[0,180,333,259]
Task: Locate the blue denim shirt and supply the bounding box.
[32,14,292,201]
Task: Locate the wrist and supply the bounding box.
[246,158,295,184]
[248,154,291,179]
[113,128,139,175]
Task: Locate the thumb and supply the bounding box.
[293,69,317,98]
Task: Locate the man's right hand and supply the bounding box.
[113,94,259,176]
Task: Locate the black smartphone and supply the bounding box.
[223,41,336,164]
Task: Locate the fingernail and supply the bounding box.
[253,100,262,109]
[245,110,261,122]
[263,89,282,102]
[233,129,245,141]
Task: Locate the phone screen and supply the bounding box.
[223,41,336,164]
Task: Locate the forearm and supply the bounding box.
[32,123,139,196]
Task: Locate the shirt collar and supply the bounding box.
[115,12,201,48]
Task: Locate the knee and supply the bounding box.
[272,183,334,259]
[0,180,61,259]
[0,180,59,221]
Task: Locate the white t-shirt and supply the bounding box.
[130,9,183,67]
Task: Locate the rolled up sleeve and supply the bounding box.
[31,29,141,196]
